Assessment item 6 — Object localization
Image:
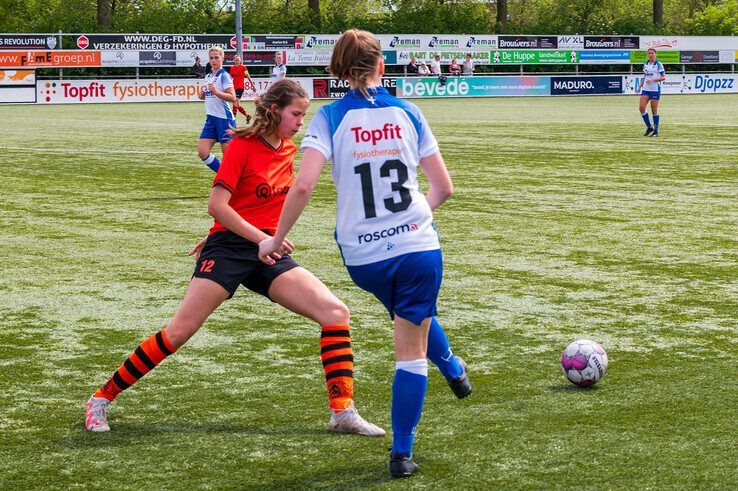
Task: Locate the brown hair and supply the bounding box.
[647,48,657,54]
[230,79,308,138]
[329,29,382,100]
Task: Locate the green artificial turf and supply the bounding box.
[0,94,736,489]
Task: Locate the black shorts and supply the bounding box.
[192,231,299,300]
[235,88,245,98]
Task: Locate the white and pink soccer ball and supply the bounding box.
[561,339,608,387]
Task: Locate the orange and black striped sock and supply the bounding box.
[94,329,176,402]
[320,324,354,413]
[237,105,250,117]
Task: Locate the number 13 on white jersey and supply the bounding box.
[302,99,441,266]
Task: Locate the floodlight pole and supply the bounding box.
[235,0,243,60]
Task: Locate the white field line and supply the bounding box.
[0,145,193,156]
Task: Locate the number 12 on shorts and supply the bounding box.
[354,159,412,219]
[199,259,215,273]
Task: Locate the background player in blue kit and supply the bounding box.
[258,29,471,478]
[638,48,666,137]
[197,46,237,172]
[271,52,287,79]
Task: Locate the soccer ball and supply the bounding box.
[561,339,608,387]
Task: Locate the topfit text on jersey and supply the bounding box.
[351,123,403,146]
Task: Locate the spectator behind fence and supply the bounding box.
[430,55,441,75]
[418,61,431,76]
[462,53,475,76]
[407,56,419,76]
[192,57,205,78]
[449,58,461,76]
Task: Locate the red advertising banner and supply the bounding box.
[0,50,102,68]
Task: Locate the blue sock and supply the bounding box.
[391,360,428,456]
[641,113,652,129]
[427,317,462,380]
[653,114,660,133]
[202,154,220,172]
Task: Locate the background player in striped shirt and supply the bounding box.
[85,79,384,438]
[197,46,237,172]
[638,48,666,137]
[259,29,471,478]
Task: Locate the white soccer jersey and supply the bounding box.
[301,87,441,266]
[203,68,233,119]
[271,64,287,78]
[642,60,665,92]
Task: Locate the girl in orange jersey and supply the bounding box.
[85,79,384,438]
[229,55,255,122]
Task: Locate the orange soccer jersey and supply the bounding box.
[229,64,248,90]
[209,134,296,236]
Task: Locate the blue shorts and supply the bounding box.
[200,115,235,143]
[346,249,443,326]
[641,90,661,100]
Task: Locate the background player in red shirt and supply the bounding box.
[229,55,254,122]
[85,79,384,438]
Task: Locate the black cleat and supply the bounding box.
[246,115,252,125]
[651,131,659,137]
[390,453,419,478]
[644,127,654,137]
[447,356,472,399]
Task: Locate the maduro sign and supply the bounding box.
[551,76,622,95]
[0,50,101,68]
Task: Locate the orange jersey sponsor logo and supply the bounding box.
[209,135,297,236]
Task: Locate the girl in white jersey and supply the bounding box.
[197,46,237,172]
[258,29,471,479]
[637,48,666,137]
[271,52,287,79]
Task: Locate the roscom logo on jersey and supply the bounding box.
[358,223,418,245]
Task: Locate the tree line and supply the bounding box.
[0,0,735,36]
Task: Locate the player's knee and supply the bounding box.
[323,300,350,326]
[165,321,200,348]
[197,148,209,160]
